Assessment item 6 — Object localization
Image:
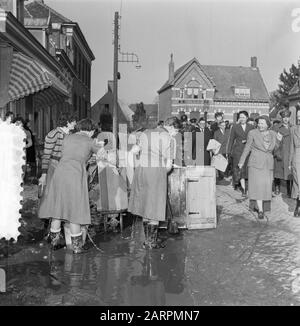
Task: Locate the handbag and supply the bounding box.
[211,154,228,172]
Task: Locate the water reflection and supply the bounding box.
[2,222,189,306]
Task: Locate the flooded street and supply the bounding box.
[1,183,300,306]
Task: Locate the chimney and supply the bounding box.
[251,56,257,69]
[168,53,174,83]
[0,0,25,24]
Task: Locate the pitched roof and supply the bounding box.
[158,57,270,102]
[24,0,72,23]
[91,84,134,123]
[158,57,215,93]
[202,65,269,101]
[24,1,95,61]
[129,104,158,117]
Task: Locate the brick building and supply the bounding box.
[158,55,269,122]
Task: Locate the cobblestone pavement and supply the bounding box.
[1,180,300,305]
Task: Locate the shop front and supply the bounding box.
[0,8,71,142]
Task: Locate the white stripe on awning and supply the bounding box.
[8,52,69,102]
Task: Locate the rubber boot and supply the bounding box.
[148,224,160,249]
[47,229,64,251]
[286,180,292,198]
[274,178,281,195]
[294,198,300,217]
[241,187,247,197]
[143,222,150,249]
[71,233,88,254]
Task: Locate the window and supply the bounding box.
[88,66,91,89]
[235,88,250,98]
[186,88,199,99]
[179,89,184,98]
[78,52,81,77]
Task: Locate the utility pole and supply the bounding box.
[112,11,141,167]
[112,11,119,146]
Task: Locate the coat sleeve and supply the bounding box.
[289,127,295,166]
[227,125,235,155]
[41,130,57,174]
[238,130,254,167]
[213,130,219,142]
[273,131,281,151]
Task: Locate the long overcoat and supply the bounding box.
[227,123,254,183]
[272,123,292,180]
[239,129,279,201]
[128,127,173,222]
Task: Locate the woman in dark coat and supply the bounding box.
[213,120,230,179]
[238,116,280,219]
[289,108,300,217]
[272,110,293,196]
[227,111,254,196]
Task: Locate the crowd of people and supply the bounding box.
[172,108,296,222]
[4,105,300,253]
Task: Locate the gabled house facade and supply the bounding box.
[0,0,70,142]
[158,55,270,122]
[91,81,134,130]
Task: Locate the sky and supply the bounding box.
[45,0,300,106]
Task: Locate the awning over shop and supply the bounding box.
[33,86,68,108]
[8,52,69,102]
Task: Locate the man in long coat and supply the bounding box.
[272,109,293,197]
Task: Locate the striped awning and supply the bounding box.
[8,52,69,102]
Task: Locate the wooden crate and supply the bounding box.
[168,166,216,229]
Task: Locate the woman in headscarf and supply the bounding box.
[238,116,281,219]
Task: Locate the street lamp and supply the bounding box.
[112,11,141,159]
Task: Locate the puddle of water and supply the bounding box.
[0,222,193,306]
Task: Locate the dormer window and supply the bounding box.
[235,87,250,98]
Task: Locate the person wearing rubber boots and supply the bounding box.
[128,117,181,249]
[272,109,292,197]
[38,114,77,249]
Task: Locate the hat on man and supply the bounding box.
[190,118,197,124]
[279,109,291,118]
